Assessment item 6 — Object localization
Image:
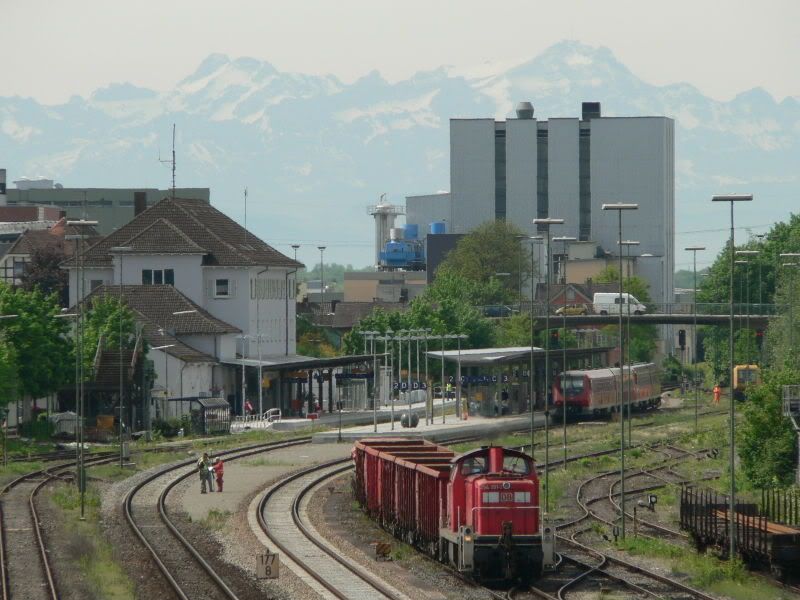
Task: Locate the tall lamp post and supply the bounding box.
[601,202,639,540]
[439,334,447,424]
[317,246,326,312]
[553,235,576,468]
[619,239,640,448]
[65,219,98,520]
[685,246,705,433]
[712,193,753,561]
[736,250,759,364]
[362,330,378,432]
[780,254,800,354]
[528,236,543,458]
[446,334,468,419]
[110,246,133,467]
[532,217,564,514]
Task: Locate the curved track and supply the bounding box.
[0,453,119,600]
[123,437,311,600]
[257,458,409,600]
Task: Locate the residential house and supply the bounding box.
[63,197,303,417]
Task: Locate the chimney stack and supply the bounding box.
[0,169,6,206]
[133,191,147,215]
[581,102,601,120]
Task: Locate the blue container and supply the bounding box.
[403,223,419,240]
[430,221,446,234]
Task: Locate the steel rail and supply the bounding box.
[123,436,312,600]
[0,451,120,600]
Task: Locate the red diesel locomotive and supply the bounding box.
[352,438,550,583]
[552,362,661,420]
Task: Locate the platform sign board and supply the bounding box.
[256,552,280,579]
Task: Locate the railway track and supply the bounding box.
[523,446,718,600]
[0,452,120,600]
[257,458,410,600]
[123,437,311,600]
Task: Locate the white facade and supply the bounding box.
[405,193,451,235]
[70,257,297,360]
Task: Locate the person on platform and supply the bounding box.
[713,384,721,405]
[197,452,212,493]
[213,457,224,492]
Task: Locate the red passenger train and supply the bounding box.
[352,439,551,583]
[552,363,661,420]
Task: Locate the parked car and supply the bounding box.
[593,292,647,315]
[555,304,589,315]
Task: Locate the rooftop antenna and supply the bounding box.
[158,124,176,199]
[243,187,248,246]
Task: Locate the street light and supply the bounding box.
[712,192,753,560]
[553,235,576,469]
[110,246,133,467]
[527,236,544,458]
[619,239,640,448]
[685,246,705,433]
[532,217,564,514]
[317,246,326,313]
[602,202,638,540]
[362,330,379,432]
[65,219,98,522]
[291,244,301,262]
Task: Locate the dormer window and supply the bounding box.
[215,279,230,298]
[142,269,175,286]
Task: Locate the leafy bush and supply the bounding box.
[737,367,799,487]
[152,417,186,438]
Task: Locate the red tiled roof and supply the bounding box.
[64,197,302,269]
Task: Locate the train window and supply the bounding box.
[502,455,530,475]
[460,457,487,475]
[561,374,584,395]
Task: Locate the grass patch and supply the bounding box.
[50,482,134,599]
[617,537,792,599]
[241,457,296,467]
[201,508,231,530]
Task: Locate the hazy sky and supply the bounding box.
[4,0,799,104]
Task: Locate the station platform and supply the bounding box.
[312,412,544,444]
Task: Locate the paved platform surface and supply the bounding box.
[312,412,543,444]
[179,442,352,522]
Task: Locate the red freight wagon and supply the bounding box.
[353,438,549,583]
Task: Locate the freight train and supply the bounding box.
[352,439,553,584]
[552,363,661,421]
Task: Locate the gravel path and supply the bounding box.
[306,473,496,600]
[1,477,50,600]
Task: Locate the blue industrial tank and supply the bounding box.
[403,223,419,240]
[430,221,446,234]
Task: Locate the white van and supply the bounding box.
[593,292,647,315]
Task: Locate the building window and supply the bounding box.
[215,279,230,297]
[12,260,27,278]
[494,127,506,220]
[142,269,175,286]
[90,279,103,290]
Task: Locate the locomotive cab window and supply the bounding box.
[561,374,584,394]
[502,455,530,475]
[460,456,487,475]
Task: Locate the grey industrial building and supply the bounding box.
[406,102,675,306]
[4,181,210,235]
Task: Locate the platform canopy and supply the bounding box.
[427,345,611,367]
[220,353,376,372]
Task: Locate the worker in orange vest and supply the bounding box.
[713,384,721,405]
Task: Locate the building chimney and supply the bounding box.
[515,101,534,119]
[133,191,147,215]
[0,169,6,206]
[581,102,601,120]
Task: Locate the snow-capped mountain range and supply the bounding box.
[1,41,797,269]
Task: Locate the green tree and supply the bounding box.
[737,367,799,487]
[0,335,19,409]
[436,220,532,301]
[82,294,137,371]
[19,245,69,306]
[0,283,72,399]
